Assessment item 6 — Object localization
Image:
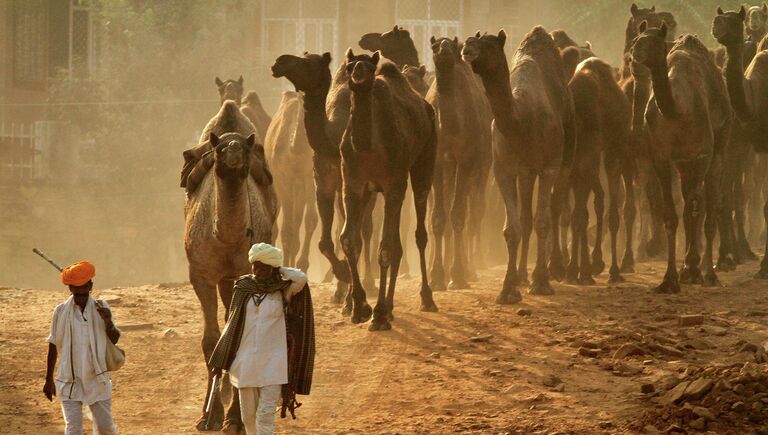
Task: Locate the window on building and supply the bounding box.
[12,0,47,87]
[70,0,97,78]
[262,0,340,69]
[396,0,463,67]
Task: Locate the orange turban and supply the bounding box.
[61,261,96,286]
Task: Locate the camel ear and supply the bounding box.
[717,6,724,15]
[763,3,767,15]
[739,5,747,21]
[454,36,459,45]
[393,25,399,33]
[651,5,655,12]
[346,48,354,62]
[475,31,481,38]
[215,77,224,87]
[371,51,381,66]
[419,64,427,76]
[245,134,256,151]
[660,22,668,38]
[498,29,507,47]
[210,133,220,148]
[430,36,437,45]
[322,52,332,65]
[639,20,648,33]
[586,41,592,50]
[238,75,244,86]
[631,3,639,16]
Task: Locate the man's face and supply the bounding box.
[70,282,92,306]
[252,262,274,279]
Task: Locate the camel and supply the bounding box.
[402,64,430,96]
[241,90,272,140]
[629,23,731,293]
[183,101,278,432]
[425,36,493,290]
[341,49,437,330]
[619,4,678,268]
[551,31,632,285]
[270,52,356,306]
[713,3,766,68]
[713,7,768,278]
[264,91,317,271]
[462,27,576,303]
[215,76,244,106]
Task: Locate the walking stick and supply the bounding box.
[204,374,221,430]
[33,248,64,272]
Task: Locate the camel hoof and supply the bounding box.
[608,273,625,284]
[644,237,664,258]
[549,259,566,282]
[716,256,736,272]
[565,266,579,285]
[420,300,439,312]
[296,258,309,272]
[330,281,348,305]
[341,303,352,317]
[448,279,470,290]
[220,420,242,435]
[679,267,703,285]
[754,268,768,280]
[703,271,721,287]
[518,276,530,286]
[653,279,680,294]
[578,275,596,286]
[466,269,479,282]
[740,246,759,261]
[351,302,373,324]
[591,257,605,275]
[368,314,392,331]
[529,282,555,296]
[495,288,522,304]
[195,414,222,432]
[430,270,447,291]
[620,255,635,274]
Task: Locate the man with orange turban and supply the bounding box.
[43,261,121,434]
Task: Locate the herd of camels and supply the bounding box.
[179,3,768,431]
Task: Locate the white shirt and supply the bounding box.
[47,302,112,404]
[228,267,307,389]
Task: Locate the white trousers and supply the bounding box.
[238,385,281,435]
[61,399,116,435]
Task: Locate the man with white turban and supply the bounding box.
[209,243,308,435]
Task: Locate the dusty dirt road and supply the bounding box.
[2,260,768,434]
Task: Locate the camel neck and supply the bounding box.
[302,88,336,156]
[213,175,249,245]
[479,65,518,140]
[648,60,678,119]
[435,63,461,136]
[723,41,753,121]
[631,74,652,133]
[349,88,374,152]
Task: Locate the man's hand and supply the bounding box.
[43,377,55,402]
[212,367,222,378]
[95,302,112,324]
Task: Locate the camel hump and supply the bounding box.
[220,100,241,118]
[670,34,710,59]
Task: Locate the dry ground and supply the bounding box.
[2,260,768,434]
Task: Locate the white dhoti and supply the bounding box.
[238,385,281,435]
[61,398,116,435]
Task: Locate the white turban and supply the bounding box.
[248,243,284,267]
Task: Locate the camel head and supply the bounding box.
[346,49,379,93]
[630,21,669,69]
[628,4,677,43]
[271,52,332,96]
[211,132,264,186]
[402,64,429,95]
[713,6,747,46]
[215,76,244,106]
[359,26,419,68]
[431,36,461,69]
[462,30,507,76]
[746,3,768,33]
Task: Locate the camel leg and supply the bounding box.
[443,160,457,279]
[280,187,297,267]
[530,168,557,296]
[297,184,318,272]
[549,171,568,282]
[736,147,758,261]
[430,155,447,291]
[652,159,680,294]
[190,272,224,431]
[703,153,722,287]
[641,158,666,259]
[399,191,412,278]
[517,170,535,286]
[340,184,373,324]
[591,174,606,275]
[677,159,707,285]
[748,154,768,245]
[411,131,437,312]
[755,196,768,278]
[467,171,488,280]
[494,157,522,304]
[448,159,473,289]
[560,196,572,267]
[370,188,406,331]
[361,194,377,295]
[620,158,637,273]
[575,173,597,285]
[606,151,625,283]
[315,172,349,303]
